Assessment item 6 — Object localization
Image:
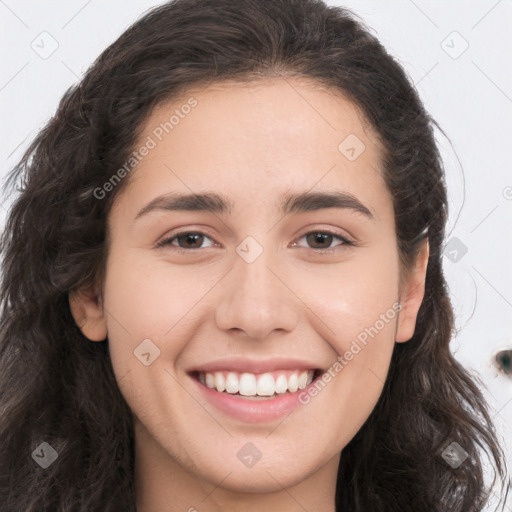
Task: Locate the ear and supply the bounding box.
[395,238,429,343]
[68,286,108,342]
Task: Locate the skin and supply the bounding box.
[70,77,429,512]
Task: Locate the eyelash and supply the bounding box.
[156,229,356,255]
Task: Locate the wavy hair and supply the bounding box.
[0,0,509,510]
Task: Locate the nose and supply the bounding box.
[214,243,299,341]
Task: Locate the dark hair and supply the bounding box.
[1,0,509,510]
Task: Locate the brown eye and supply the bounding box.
[175,233,205,249]
[157,231,215,250]
[306,232,335,249]
[294,230,355,251]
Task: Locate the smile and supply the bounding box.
[196,369,316,398]
[189,366,324,422]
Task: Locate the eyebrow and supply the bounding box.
[134,190,374,221]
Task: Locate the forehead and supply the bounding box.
[143,76,381,157]
[114,77,390,221]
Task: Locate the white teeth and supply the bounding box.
[256,373,275,396]
[239,373,257,396]
[298,370,308,390]
[198,369,316,396]
[205,373,215,389]
[288,373,298,393]
[214,371,225,392]
[274,374,288,394]
[225,372,239,394]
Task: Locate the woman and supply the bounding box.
[0,0,509,510]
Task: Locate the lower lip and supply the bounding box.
[191,373,319,423]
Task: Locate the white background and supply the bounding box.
[1,0,511,509]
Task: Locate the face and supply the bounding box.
[71,78,428,502]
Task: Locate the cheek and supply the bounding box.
[102,249,203,333]
[299,251,399,431]
[100,253,176,379]
[99,255,199,432]
[308,247,400,340]
[101,249,227,382]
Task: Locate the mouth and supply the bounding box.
[188,364,326,422]
[189,368,324,400]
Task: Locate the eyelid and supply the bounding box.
[290,228,355,251]
[156,227,219,249]
[156,226,356,252]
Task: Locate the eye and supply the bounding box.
[156,229,355,253]
[292,230,355,252]
[156,231,217,251]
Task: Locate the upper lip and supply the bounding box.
[189,357,324,375]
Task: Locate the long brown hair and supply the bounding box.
[1,0,509,510]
